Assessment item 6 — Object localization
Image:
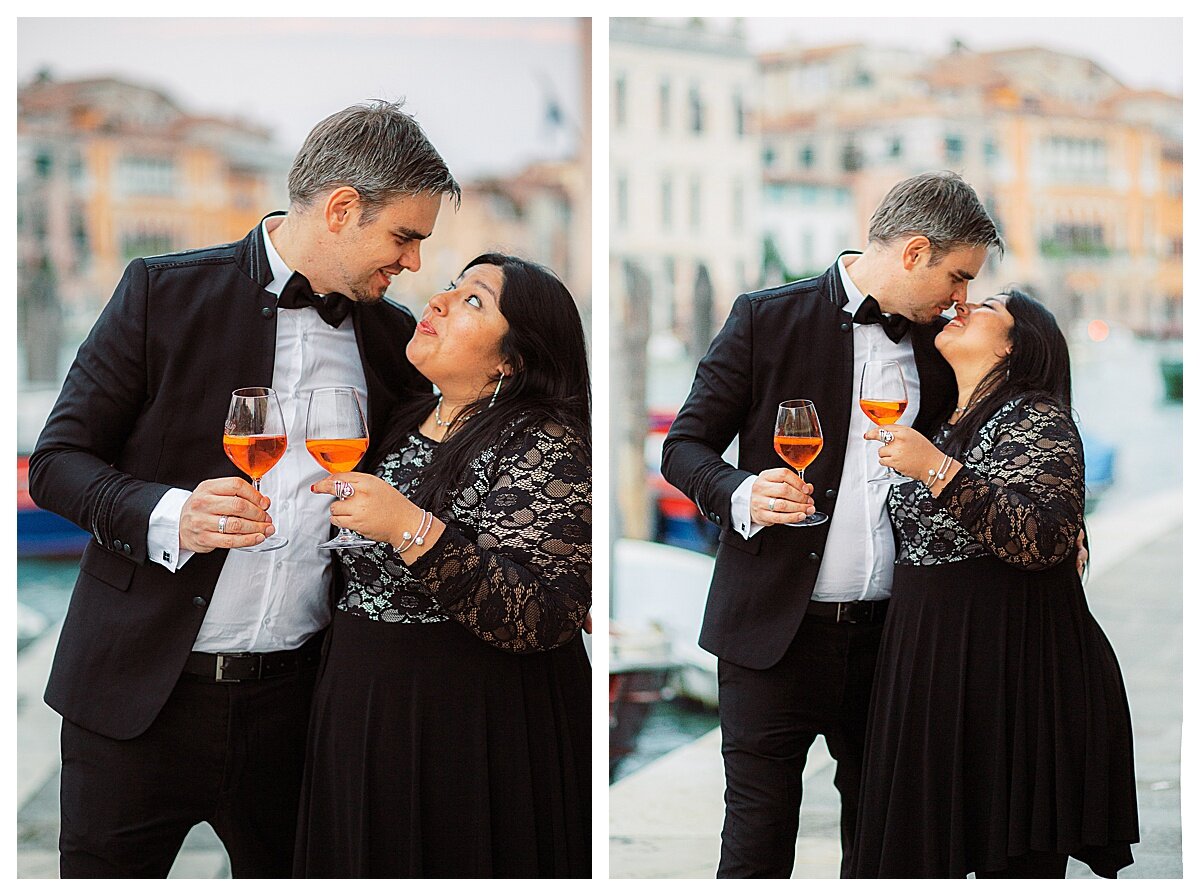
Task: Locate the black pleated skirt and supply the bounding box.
[849,557,1138,878]
[293,609,591,878]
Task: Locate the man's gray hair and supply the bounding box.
[868,171,1004,262]
[288,99,461,222]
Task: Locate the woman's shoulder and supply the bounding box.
[985,393,1078,438]
[502,413,589,452]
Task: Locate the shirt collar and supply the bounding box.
[837,252,870,317]
[261,214,292,297]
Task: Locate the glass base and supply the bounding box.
[318,530,376,550]
[867,473,914,484]
[234,534,289,553]
[784,511,828,527]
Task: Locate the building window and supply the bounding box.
[661,175,673,231]
[1041,222,1108,257]
[732,181,744,233]
[688,85,705,134]
[983,138,999,166]
[34,150,52,178]
[763,146,776,169]
[888,137,903,159]
[659,79,671,131]
[71,209,89,261]
[733,93,746,137]
[841,141,862,173]
[613,75,627,129]
[689,177,702,233]
[800,145,815,168]
[944,135,965,165]
[664,257,677,328]
[118,156,177,197]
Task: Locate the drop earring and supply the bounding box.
[489,372,504,408]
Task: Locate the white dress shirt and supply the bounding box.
[729,253,921,602]
[146,216,369,651]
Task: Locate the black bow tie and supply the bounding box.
[277,272,351,329]
[852,296,910,343]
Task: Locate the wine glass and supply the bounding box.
[222,387,289,552]
[773,399,828,527]
[859,360,912,483]
[306,387,374,550]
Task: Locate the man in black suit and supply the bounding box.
[662,172,1004,878]
[29,101,459,878]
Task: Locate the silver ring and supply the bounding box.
[334,480,355,499]
[217,515,228,535]
[768,497,777,512]
[879,429,895,444]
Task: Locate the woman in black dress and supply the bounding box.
[851,289,1138,878]
[293,254,591,878]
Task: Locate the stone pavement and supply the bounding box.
[16,623,230,878]
[609,490,1184,879]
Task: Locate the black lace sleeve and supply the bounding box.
[404,421,592,653]
[933,399,1083,570]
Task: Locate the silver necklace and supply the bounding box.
[434,397,454,427]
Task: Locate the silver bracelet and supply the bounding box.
[397,509,434,555]
[926,453,953,488]
[394,509,427,553]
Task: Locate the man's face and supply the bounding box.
[894,242,990,324]
[329,191,442,303]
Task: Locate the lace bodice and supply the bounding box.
[888,397,1084,570]
[337,419,592,653]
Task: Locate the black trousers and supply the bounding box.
[58,664,317,878]
[716,614,883,879]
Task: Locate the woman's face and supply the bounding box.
[406,263,511,397]
[936,294,1015,368]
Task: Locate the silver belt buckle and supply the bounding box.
[214,652,253,682]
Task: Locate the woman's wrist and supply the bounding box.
[926,453,962,498]
[390,506,447,562]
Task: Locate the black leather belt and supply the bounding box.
[182,633,323,683]
[805,599,889,624]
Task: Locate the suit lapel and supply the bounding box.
[232,219,281,392]
[348,302,392,472]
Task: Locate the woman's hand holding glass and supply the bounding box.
[310,472,444,559]
[862,425,958,492]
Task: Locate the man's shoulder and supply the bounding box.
[741,268,834,308]
[142,239,241,272]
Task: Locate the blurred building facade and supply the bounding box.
[759,43,1183,337]
[609,17,762,540]
[396,19,591,326]
[17,73,291,384]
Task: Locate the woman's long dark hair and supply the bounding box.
[941,288,1073,460]
[383,253,591,513]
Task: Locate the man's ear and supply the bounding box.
[900,235,931,271]
[324,187,361,233]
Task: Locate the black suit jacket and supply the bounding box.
[28,218,430,739]
[661,257,956,670]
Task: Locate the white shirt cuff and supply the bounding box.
[730,474,764,540]
[147,487,195,571]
